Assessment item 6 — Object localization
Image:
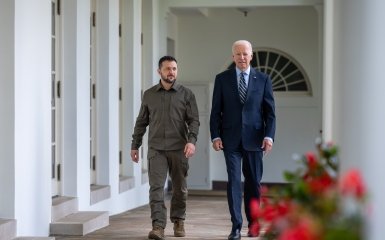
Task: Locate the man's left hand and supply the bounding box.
[184,143,196,158]
[262,139,273,156]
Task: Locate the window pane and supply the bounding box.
[274,86,286,91]
[281,62,296,76]
[286,71,303,84]
[288,81,308,91]
[268,52,278,67]
[276,56,289,71]
[257,51,267,67]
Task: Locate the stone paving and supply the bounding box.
[55,195,263,240]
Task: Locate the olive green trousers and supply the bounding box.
[148,148,189,228]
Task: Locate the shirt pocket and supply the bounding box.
[170,93,187,121]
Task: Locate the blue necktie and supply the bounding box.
[239,72,247,104]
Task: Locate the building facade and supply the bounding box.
[0,0,384,239]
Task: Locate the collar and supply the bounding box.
[155,80,179,91]
[236,66,251,77]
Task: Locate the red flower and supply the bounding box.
[277,200,291,216]
[263,203,280,221]
[307,172,335,194]
[278,217,320,240]
[257,141,366,240]
[250,197,291,224]
[305,152,318,171]
[339,168,366,198]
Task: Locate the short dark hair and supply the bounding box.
[158,56,177,69]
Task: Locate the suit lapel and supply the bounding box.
[246,68,258,101]
[229,69,240,101]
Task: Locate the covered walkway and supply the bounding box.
[55,194,264,240]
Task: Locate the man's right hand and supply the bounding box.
[131,150,139,163]
[212,139,224,151]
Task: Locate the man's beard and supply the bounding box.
[162,76,175,84]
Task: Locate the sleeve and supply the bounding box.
[209,75,222,141]
[131,98,150,150]
[185,90,200,145]
[262,74,276,141]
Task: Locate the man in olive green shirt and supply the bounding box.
[131,56,199,240]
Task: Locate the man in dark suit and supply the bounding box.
[210,40,276,240]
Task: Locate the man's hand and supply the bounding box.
[184,143,196,158]
[262,139,273,156]
[131,149,139,163]
[212,139,223,151]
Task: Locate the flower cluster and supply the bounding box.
[250,139,367,240]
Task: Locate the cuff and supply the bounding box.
[264,137,273,144]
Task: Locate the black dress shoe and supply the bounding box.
[228,229,241,240]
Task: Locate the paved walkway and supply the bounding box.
[55,195,263,240]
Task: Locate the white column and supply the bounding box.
[0,0,15,220]
[14,0,52,235]
[331,1,385,239]
[142,0,161,88]
[61,0,92,206]
[313,4,324,139]
[322,0,336,142]
[121,0,144,183]
[95,0,120,189]
[358,1,385,239]
[120,0,142,178]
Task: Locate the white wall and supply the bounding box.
[0,0,16,219]
[174,6,321,183]
[166,12,178,42]
[14,0,52,235]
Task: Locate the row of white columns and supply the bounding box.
[0,0,157,236]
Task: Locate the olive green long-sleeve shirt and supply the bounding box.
[131,81,200,151]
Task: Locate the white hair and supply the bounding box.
[232,40,253,54]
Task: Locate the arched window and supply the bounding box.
[228,48,312,95]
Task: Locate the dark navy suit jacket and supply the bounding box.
[210,67,276,151]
